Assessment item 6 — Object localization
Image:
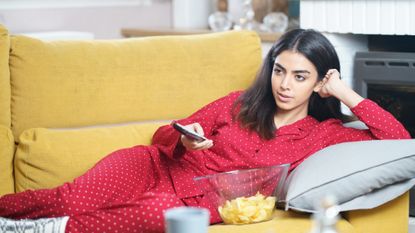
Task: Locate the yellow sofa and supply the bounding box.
[0,24,409,233]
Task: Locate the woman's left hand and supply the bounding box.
[316,69,364,108]
[317,69,345,98]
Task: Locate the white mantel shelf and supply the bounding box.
[300,0,415,35]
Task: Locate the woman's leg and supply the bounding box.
[65,192,184,233]
[0,145,162,219]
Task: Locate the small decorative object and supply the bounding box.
[172,0,213,29]
[208,0,232,32]
[232,0,258,30]
[262,12,288,32]
[309,196,340,233]
[208,11,233,31]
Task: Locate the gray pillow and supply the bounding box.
[283,139,415,213]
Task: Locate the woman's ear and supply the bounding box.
[313,80,324,92]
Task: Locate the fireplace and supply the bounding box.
[353,51,415,216]
[354,51,415,138]
[367,84,415,137]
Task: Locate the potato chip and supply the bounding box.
[218,192,276,224]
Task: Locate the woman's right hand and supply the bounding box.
[180,123,214,151]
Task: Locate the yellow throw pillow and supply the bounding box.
[0,125,15,196]
[0,24,11,127]
[14,121,165,193]
[10,30,261,139]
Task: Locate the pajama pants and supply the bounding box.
[0,145,197,233]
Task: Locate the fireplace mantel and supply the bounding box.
[300,0,415,36]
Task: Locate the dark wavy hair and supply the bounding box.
[234,29,353,140]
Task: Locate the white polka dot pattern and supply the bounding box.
[0,92,410,233]
[152,92,410,197]
[0,146,184,232]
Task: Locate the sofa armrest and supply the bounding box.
[344,191,409,233]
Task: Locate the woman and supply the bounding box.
[0,29,410,233]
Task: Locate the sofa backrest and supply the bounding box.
[0,25,14,195]
[0,25,262,195]
[0,25,10,128]
[9,30,262,140]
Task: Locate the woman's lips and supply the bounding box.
[277,92,293,103]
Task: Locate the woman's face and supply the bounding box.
[271,50,320,115]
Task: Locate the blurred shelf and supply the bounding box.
[121,28,282,43]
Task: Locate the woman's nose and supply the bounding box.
[280,76,290,90]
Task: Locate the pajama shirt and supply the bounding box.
[0,91,410,233]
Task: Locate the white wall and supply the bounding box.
[0,1,172,39]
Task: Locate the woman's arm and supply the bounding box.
[348,99,411,139]
[151,91,241,159]
[317,69,410,143]
[320,99,410,148]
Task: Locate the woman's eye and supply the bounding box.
[295,75,305,81]
[273,68,282,74]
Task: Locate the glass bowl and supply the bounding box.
[194,164,289,225]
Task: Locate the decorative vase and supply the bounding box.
[172,0,214,29]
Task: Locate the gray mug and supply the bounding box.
[164,207,210,233]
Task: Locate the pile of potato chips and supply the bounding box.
[218,192,276,224]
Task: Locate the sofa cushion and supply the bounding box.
[284,139,415,213]
[0,24,10,127]
[9,31,261,140]
[0,126,14,196]
[14,122,165,192]
[208,209,355,233]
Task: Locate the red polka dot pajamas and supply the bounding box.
[0,91,410,233]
